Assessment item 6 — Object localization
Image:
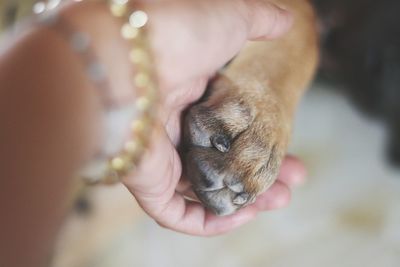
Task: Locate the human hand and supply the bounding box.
[122,0,304,236]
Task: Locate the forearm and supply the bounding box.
[0,26,99,267]
[0,4,120,266]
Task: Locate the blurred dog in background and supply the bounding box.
[313,0,400,166]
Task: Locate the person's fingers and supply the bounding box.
[277,155,307,187]
[175,178,192,194]
[245,0,294,40]
[248,155,306,212]
[152,192,259,236]
[177,155,303,212]
[122,125,255,235]
[121,126,253,236]
[161,78,209,145]
[253,180,291,210]
[122,125,182,214]
[176,155,304,222]
[192,180,292,235]
[162,78,209,114]
[123,124,295,236]
[145,0,292,88]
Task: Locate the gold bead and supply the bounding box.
[131,119,152,136]
[82,1,158,185]
[110,3,128,17]
[131,120,145,133]
[146,84,158,101]
[134,72,150,88]
[136,96,151,111]
[124,140,144,155]
[121,24,139,39]
[111,157,126,171]
[124,141,138,153]
[129,48,149,64]
[129,11,148,28]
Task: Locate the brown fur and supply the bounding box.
[182,0,319,215]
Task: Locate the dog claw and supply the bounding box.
[233,193,249,205]
[211,134,230,153]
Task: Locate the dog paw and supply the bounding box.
[181,75,290,216]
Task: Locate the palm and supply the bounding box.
[123,77,305,236]
[122,0,303,235]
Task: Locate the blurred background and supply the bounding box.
[1,0,399,267]
[51,84,400,267]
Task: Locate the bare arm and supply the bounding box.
[0,6,113,267]
[0,27,91,267]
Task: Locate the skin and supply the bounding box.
[0,1,306,267]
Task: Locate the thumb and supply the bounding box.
[245,0,293,40]
[145,0,292,88]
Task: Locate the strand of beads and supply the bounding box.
[82,0,159,184]
[31,0,159,184]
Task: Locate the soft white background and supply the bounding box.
[53,85,400,267]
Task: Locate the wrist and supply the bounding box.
[60,1,135,105]
[51,1,160,183]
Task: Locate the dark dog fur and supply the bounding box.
[313,0,400,165]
